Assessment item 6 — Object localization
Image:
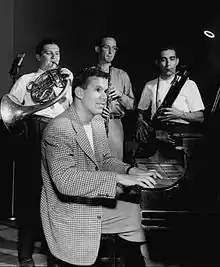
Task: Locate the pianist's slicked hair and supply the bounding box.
[72,66,108,95]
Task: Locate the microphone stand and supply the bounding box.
[9,160,16,221]
[8,53,25,222]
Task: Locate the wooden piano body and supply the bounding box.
[136,124,220,229]
[132,124,220,265]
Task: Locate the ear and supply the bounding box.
[95,45,100,54]
[74,86,84,100]
[155,58,160,67]
[36,54,41,62]
[176,58,179,66]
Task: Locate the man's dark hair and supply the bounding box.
[72,66,108,92]
[156,44,179,60]
[35,38,59,56]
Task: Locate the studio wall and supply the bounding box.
[1,0,220,220]
[12,0,108,82]
[0,0,14,98]
[3,0,220,100]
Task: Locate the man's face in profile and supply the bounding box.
[81,76,108,116]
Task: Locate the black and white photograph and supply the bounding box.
[0,1,220,266]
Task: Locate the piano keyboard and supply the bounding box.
[136,149,185,187]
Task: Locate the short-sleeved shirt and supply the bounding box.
[138,76,205,124]
[9,69,73,118]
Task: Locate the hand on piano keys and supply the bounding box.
[119,175,181,196]
[117,167,163,190]
[132,169,163,188]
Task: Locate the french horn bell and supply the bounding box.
[0,68,70,134]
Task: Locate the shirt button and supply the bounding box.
[97,216,101,219]
[95,166,99,171]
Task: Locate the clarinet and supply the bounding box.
[104,65,113,136]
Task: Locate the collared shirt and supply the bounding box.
[9,69,72,118]
[138,76,205,124]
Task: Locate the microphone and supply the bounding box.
[9,53,26,79]
[17,53,26,67]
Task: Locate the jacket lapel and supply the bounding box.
[67,106,99,166]
[92,122,102,168]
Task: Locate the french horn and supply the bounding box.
[0,68,70,134]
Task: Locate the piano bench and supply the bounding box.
[46,234,126,266]
[97,234,125,267]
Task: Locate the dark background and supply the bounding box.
[1,3,220,264]
[1,0,220,216]
[1,0,220,102]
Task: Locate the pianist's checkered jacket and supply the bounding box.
[40,105,130,266]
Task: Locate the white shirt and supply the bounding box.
[83,124,94,153]
[138,76,205,124]
[9,69,72,118]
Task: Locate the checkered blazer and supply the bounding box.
[40,105,130,266]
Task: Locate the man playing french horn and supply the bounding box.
[7,38,73,267]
